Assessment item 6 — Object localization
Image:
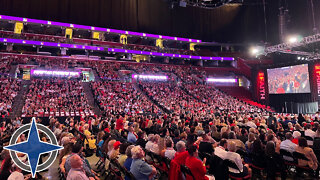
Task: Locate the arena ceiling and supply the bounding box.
[0,0,319,45]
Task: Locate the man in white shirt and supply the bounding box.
[280,132,297,161]
[304,124,316,146]
[8,165,30,180]
[225,142,251,177]
[245,119,257,129]
[214,139,228,160]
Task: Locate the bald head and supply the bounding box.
[70,154,83,169]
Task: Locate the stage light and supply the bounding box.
[132,74,168,80]
[287,35,302,44]
[301,57,305,60]
[297,56,301,60]
[31,69,80,77]
[288,36,298,43]
[206,78,237,83]
[250,46,264,56]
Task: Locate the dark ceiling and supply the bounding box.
[0,0,319,45]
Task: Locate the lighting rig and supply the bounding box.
[252,34,320,60]
[168,0,243,9]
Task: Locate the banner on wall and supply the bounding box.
[315,65,320,103]
[14,22,24,34]
[258,72,266,101]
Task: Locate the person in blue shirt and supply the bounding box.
[130,146,157,180]
[123,145,134,180]
[127,127,137,144]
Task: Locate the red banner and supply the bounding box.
[315,65,320,100]
[258,72,266,101]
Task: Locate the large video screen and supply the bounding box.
[267,64,310,94]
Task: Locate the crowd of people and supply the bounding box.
[0,77,20,118]
[184,84,263,113]
[140,82,209,115]
[91,81,161,116]
[0,52,319,180]
[1,108,319,179]
[89,61,121,80]
[22,79,92,116]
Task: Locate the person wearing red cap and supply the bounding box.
[109,141,121,159]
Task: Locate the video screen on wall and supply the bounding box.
[267,64,310,94]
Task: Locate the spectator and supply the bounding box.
[295,137,318,170]
[117,143,129,166]
[164,139,176,160]
[280,132,297,161]
[292,131,301,145]
[127,126,137,144]
[185,144,214,180]
[304,124,316,146]
[214,139,228,159]
[226,141,251,178]
[228,131,245,150]
[67,154,93,180]
[64,142,97,179]
[199,133,215,155]
[265,141,286,179]
[136,131,147,148]
[130,146,157,180]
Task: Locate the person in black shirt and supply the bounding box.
[172,129,181,145]
[135,131,147,148]
[239,128,248,144]
[199,133,215,155]
[0,155,12,180]
[267,113,276,128]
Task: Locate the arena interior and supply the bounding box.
[0,0,320,180]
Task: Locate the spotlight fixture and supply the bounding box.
[249,46,264,56]
[287,35,302,44]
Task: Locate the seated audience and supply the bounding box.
[295,137,318,170]
[130,145,157,180]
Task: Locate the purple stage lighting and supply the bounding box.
[0,15,201,43]
[31,69,80,77]
[132,74,168,80]
[108,48,234,61]
[0,38,234,61]
[0,38,104,51]
[206,78,237,83]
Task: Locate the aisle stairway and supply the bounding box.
[82,82,102,116]
[10,80,30,119]
[218,86,272,110]
[9,65,17,78]
[179,85,203,103]
[134,83,172,114]
[92,68,101,81]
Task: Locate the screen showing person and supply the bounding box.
[267,64,310,94]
